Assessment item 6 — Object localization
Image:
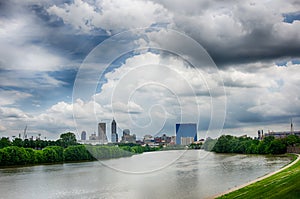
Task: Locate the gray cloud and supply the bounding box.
[164,0,300,66]
[1,0,300,139]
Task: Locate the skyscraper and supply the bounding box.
[111,119,118,143]
[121,129,136,143]
[81,131,86,140]
[98,122,108,144]
[175,123,197,145]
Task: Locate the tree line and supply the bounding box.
[0,132,169,167]
[204,134,300,154]
[0,144,143,166]
[0,132,78,150]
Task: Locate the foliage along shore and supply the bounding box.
[0,143,173,167]
[0,132,182,167]
[2,130,299,167]
[203,134,300,154]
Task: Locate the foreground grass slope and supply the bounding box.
[218,155,300,199]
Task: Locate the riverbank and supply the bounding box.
[213,153,300,198]
[0,145,133,167]
[0,144,185,168]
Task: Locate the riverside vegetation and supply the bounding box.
[1,132,298,167]
[0,132,162,167]
[204,134,300,154]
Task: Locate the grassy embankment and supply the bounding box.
[217,154,300,199]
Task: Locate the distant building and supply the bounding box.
[176,123,197,145]
[111,119,118,143]
[111,133,118,143]
[98,122,108,144]
[81,131,87,140]
[160,134,171,144]
[263,119,300,139]
[142,134,172,146]
[153,134,172,145]
[154,136,162,143]
[89,132,97,140]
[136,140,144,145]
[121,129,136,143]
[143,134,154,145]
[264,131,300,139]
[78,131,102,145]
[181,137,194,145]
[123,129,130,136]
[170,136,176,145]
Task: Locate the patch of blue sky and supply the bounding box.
[2,69,76,112]
[276,60,287,66]
[150,22,170,29]
[276,59,300,67]
[283,12,300,23]
[292,59,300,65]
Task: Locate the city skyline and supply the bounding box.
[0,1,300,140]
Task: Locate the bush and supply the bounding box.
[43,146,64,163]
[64,145,93,161]
[0,146,28,165]
[212,135,289,155]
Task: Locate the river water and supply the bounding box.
[0,150,291,199]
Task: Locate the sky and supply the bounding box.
[0,0,300,140]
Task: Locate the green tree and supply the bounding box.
[59,132,77,148]
[0,148,4,165]
[131,145,144,153]
[213,135,233,153]
[246,142,258,154]
[12,138,23,147]
[0,137,11,149]
[25,148,36,164]
[285,135,300,146]
[64,145,92,161]
[267,139,286,154]
[23,139,30,148]
[1,146,28,165]
[43,146,64,163]
[35,150,45,163]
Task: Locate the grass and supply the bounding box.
[217,154,300,199]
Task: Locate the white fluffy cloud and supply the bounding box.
[245,62,300,117]
[72,51,226,138]
[47,0,173,34]
[0,16,69,71]
[1,55,300,139]
[221,61,300,134]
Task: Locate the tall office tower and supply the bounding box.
[111,119,118,143]
[81,131,87,140]
[291,118,294,134]
[98,122,108,144]
[175,123,197,145]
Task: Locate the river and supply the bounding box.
[0,150,291,199]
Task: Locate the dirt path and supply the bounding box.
[210,154,300,199]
